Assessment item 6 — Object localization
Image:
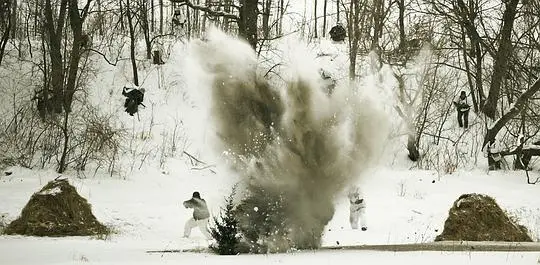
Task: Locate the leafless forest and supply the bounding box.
[0,0,539,181]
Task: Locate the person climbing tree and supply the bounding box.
[453,90,470,128]
[122,86,145,116]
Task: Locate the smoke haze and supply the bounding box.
[187,28,390,252]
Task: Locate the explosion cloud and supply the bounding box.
[187,28,389,252]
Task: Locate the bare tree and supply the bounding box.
[172,0,260,50]
[482,0,519,119]
[125,0,139,86]
[43,0,68,113]
[139,0,153,59]
[0,0,13,65]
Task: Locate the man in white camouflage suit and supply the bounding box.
[347,186,367,231]
[183,191,212,239]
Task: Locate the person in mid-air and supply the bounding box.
[122,86,145,116]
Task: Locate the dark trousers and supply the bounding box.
[457,110,469,128]
[488,153,501,170]
[124,98,138,116]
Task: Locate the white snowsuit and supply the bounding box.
[347,186,367,230]
[183,196,212,239]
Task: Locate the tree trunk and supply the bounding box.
[459,25,479,112]
[407,132,420,161]
[314,0,318,38]
[0,0,12,65]
[119,0,125,31]
[40,30,49,120]
[44,0,68,114]
[151,0,155,32]
[262,0,271,39]
[279,0,284,35]
[126,0,139,86]
[322,0,327,37]
[64,0,88,113]
[397,0,405,51]
[140,0,152,59]
[193,0,199,37]
[348,0,360,80]
[97,0,104,35]
[223,0,230,32]
[10,0,17,39]
[201,0,209,32]
[159,0,163,35]
[57,111,70,173]
[395,72,420,161]
[482,0,519,119]
[33,0,39,37]
[238,0,258,50]
[336,0,340,22]
[186,4,191,38]
[371,0,384,51]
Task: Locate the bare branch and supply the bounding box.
[86,48,119,66]
[525,170,540,185]
[150,33,177,45]
[170,0,239,21]
[483,77,540,148]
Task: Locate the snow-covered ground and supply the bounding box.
[1,31,540,264]
[1,165,539,264]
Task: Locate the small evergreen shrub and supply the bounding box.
[210,186,241,255]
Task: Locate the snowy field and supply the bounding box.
[1,165,540,264]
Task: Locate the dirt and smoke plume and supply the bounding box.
[187,29,389,252]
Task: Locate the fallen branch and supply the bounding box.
[183,150,206,166]
[190,165,215,171]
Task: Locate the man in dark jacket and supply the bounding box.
[453,91,470,128]
[183,191,211,239]
[122,86,145,116]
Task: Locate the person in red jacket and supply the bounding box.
[183,191,211,239]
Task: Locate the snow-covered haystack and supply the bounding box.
[187,28,389,252]
[4,178,107,236]
[435,193,532,242]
